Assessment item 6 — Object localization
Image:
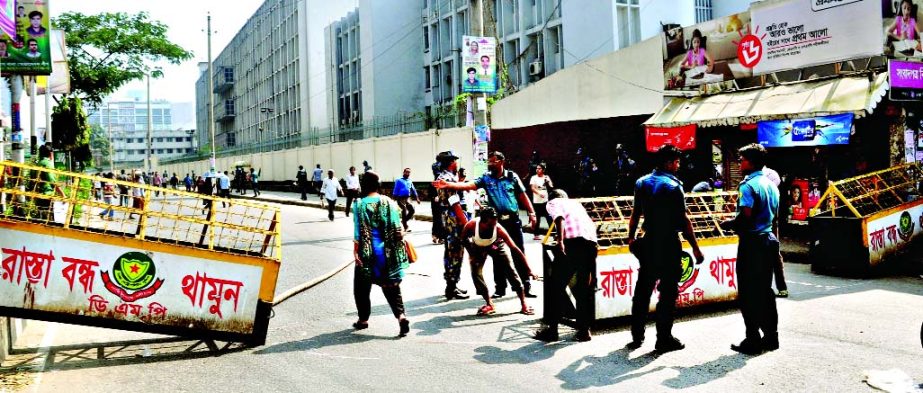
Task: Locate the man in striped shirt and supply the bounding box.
[534,189,598,342]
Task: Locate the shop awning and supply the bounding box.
[644,73,889,128]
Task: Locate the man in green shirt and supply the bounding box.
[35,145,63,220]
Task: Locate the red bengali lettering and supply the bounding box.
[61,257,99,294]
[1,247,55,288]
[181,272,244,319]
[599,267,634,298]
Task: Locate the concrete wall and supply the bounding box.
[490,35,664,130]
[159,127,474,184]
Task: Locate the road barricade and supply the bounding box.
[809,162,923,276]
[542,192,740,323]
[0,162,281,345]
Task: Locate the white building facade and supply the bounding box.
[88,99,194,165]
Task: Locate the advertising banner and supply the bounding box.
[0,229,265,334]
[0,0,52,75]
[462,36,497,94]
[0,0,15,40]
[662,12,753,89]
[884,0,923,59]
[889,59,923,100]
[757,113,853,147]
[866,201,923,265]
[595,241,739,320]
[644,124,697,152]
[749,0,881,75]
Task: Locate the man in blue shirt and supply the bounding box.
[392,168,421,231]
[720,143,781,355]
[434,151,538,298]
[312,164,324,201]
[627,144,704,353]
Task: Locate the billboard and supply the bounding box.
[0,0,51,75]
[884,0,923,59]
[462,36,497,94]
[889,59,923,101]
[662,12,753,90]
[757,113,853,148]
[645,124,696,152]
[748,0,881,75]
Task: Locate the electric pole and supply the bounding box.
[207,13,216,173]
[147,73,153,174]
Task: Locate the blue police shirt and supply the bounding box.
[634,169,686,236]
[392,177,417,198]
[737,170,780,235]
[474,170,526,216]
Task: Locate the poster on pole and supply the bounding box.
[747,0,881,75]
[462,36,497,94]
[0,0,51,75]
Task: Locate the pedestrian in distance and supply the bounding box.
[430,160,446,244]
[118,169,130,206]
[433,151,538,299]
[218,171,232,208]
[626,144,705,353]
[351,171,411,337]
[170,173,179,190]
[197,175,213,215]
[461,207,537,316]
[344,166,360,217]
[128,172,146,220]
[312,164,323,203]
[250,168,261,197]
[235,168,246,195]
[297,165,309,201]
[720,144,781,355]
[321,169,343,221]
[533,190,598,342]
[392,167,420,231]
[362,160,372,173]
[530,163,554,240]
[152,171,162,197]
[184,173,193,192]
[431,151,470,301]
[98,172,117,221]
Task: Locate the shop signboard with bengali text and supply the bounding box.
[757,113,853,147]
[0,228,265,335]
[645,124,697,152]
[748,0,881,75]
[866,201,923,265]
[0,0,52,75]
[889,59,923,101]
[595,242,739,320]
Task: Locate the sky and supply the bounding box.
[55,0,266,104]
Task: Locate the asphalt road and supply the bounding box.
[5,202,923,392]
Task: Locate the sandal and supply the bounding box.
[352,321,369,330]
[520,306,535,315]
[476,305,496,316]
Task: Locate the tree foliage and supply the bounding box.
[50,95,92,165]
[53,11,194,105]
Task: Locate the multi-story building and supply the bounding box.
[87,99,195,165]
[324,1,424,137]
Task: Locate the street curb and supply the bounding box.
[230,194,434,222]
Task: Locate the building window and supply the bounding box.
[424,66,431,90]
[423,26,430,51]
[615,0,641,49]
[186,137,192,142]
[224,99,235,115]
[156,137,164,142]
[175,137,183,142]
[227,132,236,147]
[167,149,174,154]
[695,0,713,24]
[223,67,234,83]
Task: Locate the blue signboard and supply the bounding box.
[757,113,853,148]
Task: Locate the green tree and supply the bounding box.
[50,12,193,169]
[88,124,111,168]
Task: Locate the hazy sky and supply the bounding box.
[56,0,265,104]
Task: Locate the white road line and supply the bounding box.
[28,322,59,393]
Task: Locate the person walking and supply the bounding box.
[460,207,536,316]
[432,151,470,301]
[530,163,553,240]
[235,168,246,195]
[128,172,146,220]
[626,145,705,353]
[321,169,342,221]
[344,166,360,217]
[312,164,323,202]
[118,169,130,206]
[297,165,309,201]
[33,145,63,220]
[392,168,420,231]
[250,168,261,197]
[184,173,193,192]
[533,190,599,342]
[217,171,232,207]
[351,171,411,337]
[152,172,162,197]
[197,175,213,215]
[720,144,781,355]
[99,172,117,220]
[433,151,538,299]
[170,173,179,190]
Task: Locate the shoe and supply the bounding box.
[399,318,410,337]
[730,338,763,355]
[453,288,470,299]
[446,288,470,300]
[477,305,496,316]
[762,335,779,351]
[456,288,468,295]
[574,330,592,342]
[491,291,506,299]
[627,337,644,350]
[524,290,538,299]
[534,327,560,342]
[352,321,369,330]
[776,290,789,298]
[655,336,686,353]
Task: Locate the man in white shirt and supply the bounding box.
[320,169,343,221]
[217,171,232,207]
[344,166,360,217]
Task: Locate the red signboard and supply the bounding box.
[645,124,697,153]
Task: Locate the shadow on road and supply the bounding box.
[254,328,399,355]
[661,353,749,389]
[556,346,664,390]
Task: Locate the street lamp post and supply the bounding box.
[259,107,273,153]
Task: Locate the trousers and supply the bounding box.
[468,241,523,298]
[631,234,682,340]
[546,238,597,330]
[354,267,405,320]
[737,232,780,341]
[494,217,531,292]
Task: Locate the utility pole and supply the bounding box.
[44,77,51,146]
[207,13,216,173]
[108,101,114,172]
[147,73,153,174]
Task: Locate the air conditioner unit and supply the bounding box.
[529,60,543,76]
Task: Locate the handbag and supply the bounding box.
[404,240,418,263]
